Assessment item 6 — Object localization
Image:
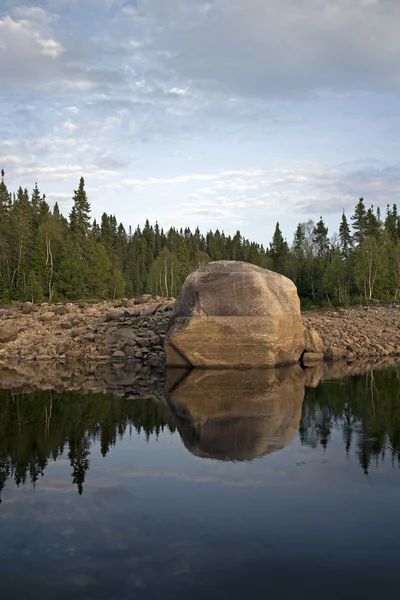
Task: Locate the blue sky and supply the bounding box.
[1,0,400,245]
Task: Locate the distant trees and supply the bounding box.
[1,169,400,305]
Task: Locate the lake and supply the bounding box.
[1,363,400,599]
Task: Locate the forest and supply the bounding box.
[1,169,400,307]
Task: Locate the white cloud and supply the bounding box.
[62,120,77,132]
[38,37,63,58]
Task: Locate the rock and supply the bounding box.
[66,350,83,359]
[39,312,56,322]
[347,343,362,353]
[112,350,125,358]
[302,351,325,366]
[158,300,176,312]
[54,306,68,315]
[60,321,73,330]
[119,299,135,308]
[21,302,34,314]
[0,323,19,343]
[304,328,324,353]
[134,294,152,305]
[165,260,305,368]
[105,310,126,322]
[324,347,346,360]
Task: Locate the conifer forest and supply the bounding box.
[1,170,400,307]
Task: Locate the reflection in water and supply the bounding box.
[167,367,305,461]
[300,367,400,474]
[0,390,175,501]
[1,365,400,502]
[2,364,400,599]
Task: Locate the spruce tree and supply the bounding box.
[270,222,289,274]
[293,223,305,255]
[338,211,352,260]
[31,182,41,223]
[351,197,367,245]
[313,217,329,258]
[69,177,91,238]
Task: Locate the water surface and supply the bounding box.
[1,365,400,599]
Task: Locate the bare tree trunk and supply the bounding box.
[46,233,55,301]
[164,257,168,297]
[170,263,174,297]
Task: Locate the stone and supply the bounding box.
[21,302,34,314]
[347,343,362,353]
[105,310,126,322]
[165,260,305,368]
[39,312,55,322]
[54,306,68,315]
[324,347,346,360]
[119,299,135,308]
[302,351,325,366]
[134,294,152,305]
[0,323,19,343]
[158,300,176,312]
[112,350,125,358]
[66,350,83,359]
[304,328,324,353]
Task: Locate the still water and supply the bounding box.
[1,365,400,599]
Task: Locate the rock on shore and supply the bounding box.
[165,261,305,368]
[303,305,400,361]
[0,298,400,368]
[0,296,175,367]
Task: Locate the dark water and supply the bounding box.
[1,366,400,599]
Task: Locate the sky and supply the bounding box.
[1,0,400,246]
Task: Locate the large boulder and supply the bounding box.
[165,260,305,368]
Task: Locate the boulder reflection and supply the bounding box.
[166,367,306,461]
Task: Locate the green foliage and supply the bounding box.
[1,169,400,305]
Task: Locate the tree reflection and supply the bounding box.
[0,390,175,501]
[1,367,400,502]
[300,368,400,474]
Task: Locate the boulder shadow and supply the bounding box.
[166,366,307,462]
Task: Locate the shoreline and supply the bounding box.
[0,298,399,369]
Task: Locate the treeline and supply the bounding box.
[1,169,400,306]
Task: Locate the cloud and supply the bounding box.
[0,15,65,86]
[134,0,400,97]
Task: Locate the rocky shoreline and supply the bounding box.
[0,297,400,369]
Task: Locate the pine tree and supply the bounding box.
[69,177,91,239]
[351,197,367,245]
[313,217,329,258]
[365,205,381,239]
[385,204,400,242]
[338,211,352,260]
[293,223,305,255]
[31,182,41,224]
[269,222,289,274]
